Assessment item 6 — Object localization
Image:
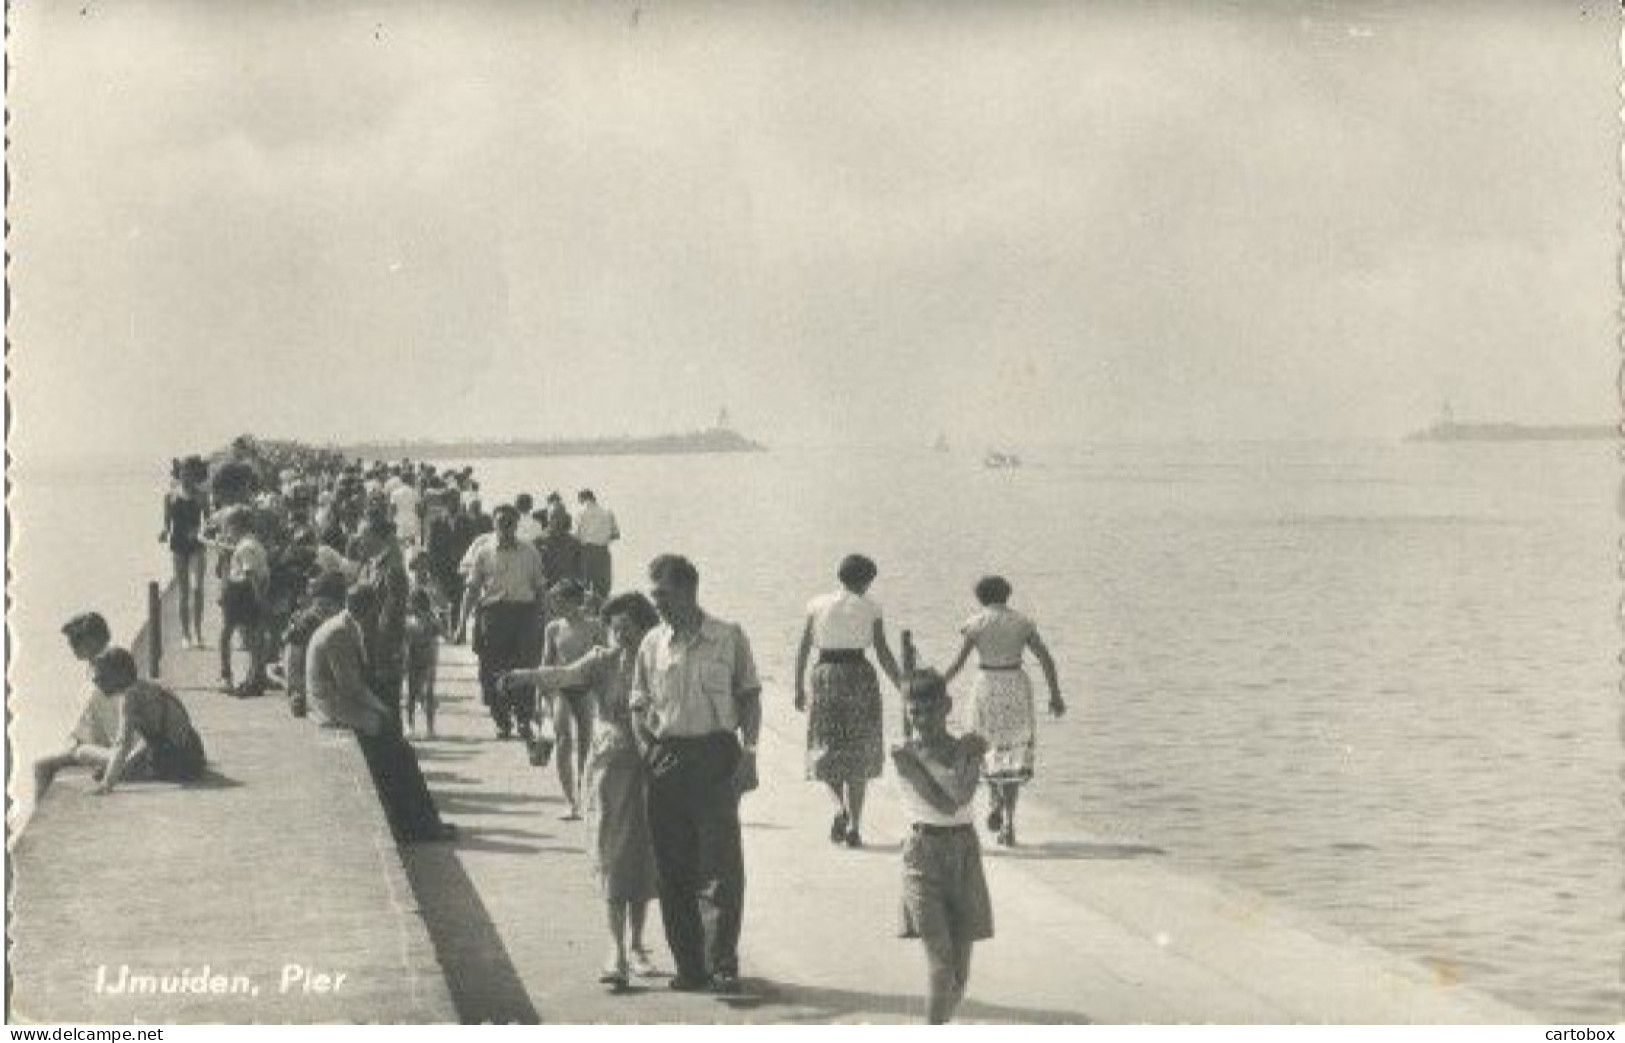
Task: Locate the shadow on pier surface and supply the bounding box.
[401,843,540,1024]
[714,978,1091,1024]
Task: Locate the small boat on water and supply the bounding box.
[983,450,1022,469]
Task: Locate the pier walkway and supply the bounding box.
[412,643,1530,1024]
[8,587,454,1024]
[9,582,1532,1023]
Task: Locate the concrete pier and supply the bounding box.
[409,643,1532,1025]
[8,577,1533,1024]
[7,585,454,1024]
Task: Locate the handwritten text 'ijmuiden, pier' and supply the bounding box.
[94,964,347,997]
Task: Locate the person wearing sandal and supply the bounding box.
[500,591,661,989]
[942,575,1066,847]
[793,554,901,848]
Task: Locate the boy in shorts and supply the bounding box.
[891,669,993,1024]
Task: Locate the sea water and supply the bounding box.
[8,441,1619,1020]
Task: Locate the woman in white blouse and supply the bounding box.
[794,554,902,847]
[942,575,1065,846]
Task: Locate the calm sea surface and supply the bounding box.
[10,442,1619,1020]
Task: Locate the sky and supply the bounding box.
[7,0,1619,462]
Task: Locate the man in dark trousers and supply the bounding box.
[630,554,760,994]
[308,584,454,843]
[353,513,411,729]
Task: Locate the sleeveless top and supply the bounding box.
[897,741,977,827]
[806,590,882,651]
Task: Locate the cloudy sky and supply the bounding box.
[9,0,1618,461]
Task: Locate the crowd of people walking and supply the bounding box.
[42,433,1067,1024]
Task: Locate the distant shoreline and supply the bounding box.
[336,426,767,460]
[1405,421,1616,443]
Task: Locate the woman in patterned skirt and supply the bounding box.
[794,554,901,847]
[943,575,1065,846]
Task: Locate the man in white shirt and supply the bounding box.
[514,493,546,545]
[575,489,620,597]
[389,473,423,547]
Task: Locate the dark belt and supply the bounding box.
[818,648,867,664]
[910,822,974,835]
[650,731,737,749]
[980,662,1022,672]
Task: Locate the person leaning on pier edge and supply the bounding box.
[631,554,761,994]
[353,513,411,729]
[308,584,454,843]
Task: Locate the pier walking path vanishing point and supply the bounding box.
[10,579,1533,1024]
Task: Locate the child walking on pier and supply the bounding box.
[404,550,448,738]
[891,669,993,1024]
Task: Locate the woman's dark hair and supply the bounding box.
[61,611,111,649]
[974,575,1012,606]
[600,591,659,631]
[549,578,586,603]
[903,668,948,705]
[91,647,139,693]
[837,554,878,590]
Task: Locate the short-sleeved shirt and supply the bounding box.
[71,687,122,748]
[466,539,548,605]
[959,605,1035,668]
[390,485,422,538]
[575,503,618,546]
[229,537,270,585]
[632,614,760,739]
[806,589,882,651]
[516,515,546,545]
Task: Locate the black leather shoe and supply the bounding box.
[668,975,710,992]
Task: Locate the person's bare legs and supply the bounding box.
[187,552,207,645]
[34,745,112,799]
[554,697,578,816]
[922,930,959,1024]
[629,900,650,954]
[999,783,1021,845]
[948,937,975,1020]
[172,553,194,644]
[555,693,592,818]
[603,900,629,978]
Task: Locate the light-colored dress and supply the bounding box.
[959,605,1037,784]
[571,646,658,902]
[805,590,885,784]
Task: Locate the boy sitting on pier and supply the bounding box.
[32,612,118,799]
[87,648,207,795]
[891,669,993,1025]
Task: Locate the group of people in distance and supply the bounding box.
[794,556,1066,1022]
[47,432,1069,1024]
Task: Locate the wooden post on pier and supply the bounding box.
[146,581,162,679]
[900,629,916,739]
